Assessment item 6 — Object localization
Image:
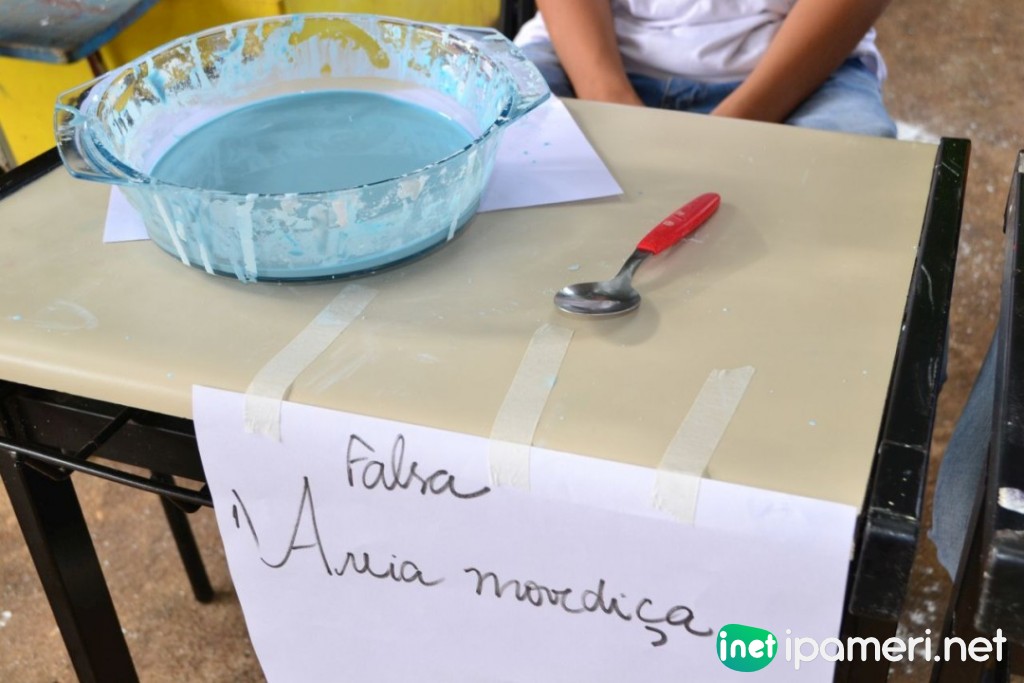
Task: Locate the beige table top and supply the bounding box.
[0,99,938,507]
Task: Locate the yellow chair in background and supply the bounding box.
[0,0,530,166]
[0,0,282,166]
[283,0,500,27]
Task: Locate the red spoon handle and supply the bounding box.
[635,192,721,255]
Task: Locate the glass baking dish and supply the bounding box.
[54,14,550,282]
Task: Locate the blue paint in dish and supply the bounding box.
[150,90,474,195]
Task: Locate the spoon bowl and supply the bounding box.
[554,193,721,316]
[554,252,646,316]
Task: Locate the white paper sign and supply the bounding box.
[103,98,622,243]
[193,386,856,682]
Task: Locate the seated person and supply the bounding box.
[515,0,896,137]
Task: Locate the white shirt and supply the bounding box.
[514,0,885,84]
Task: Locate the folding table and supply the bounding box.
[0,101,969,681]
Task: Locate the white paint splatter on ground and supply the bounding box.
[895,120,942,143]
[0,610,11,628]
[998,487,1024,514]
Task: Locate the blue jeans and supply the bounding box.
[929,334,996,578]
[518,41,897,138]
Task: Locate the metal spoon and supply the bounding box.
[554,192,721,316]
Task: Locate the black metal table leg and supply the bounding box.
[834,138,971,682]
[152,472,214,603]
[0,452,139,683]
[833,614,897,681]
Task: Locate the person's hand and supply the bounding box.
[578,79,645,107]
[537,0,644,107]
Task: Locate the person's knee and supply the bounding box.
[787,97,897,138]
[786,60,897,138]
[792,111,898,138]
[867,118,899,139]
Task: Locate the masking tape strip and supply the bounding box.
[488,323,575,490]
[653,366,755,523]
[244,284,377,440]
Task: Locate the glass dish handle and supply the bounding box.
[54,76,142,184]
[452,27,551,126]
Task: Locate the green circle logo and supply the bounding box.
[717,624,778,672]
